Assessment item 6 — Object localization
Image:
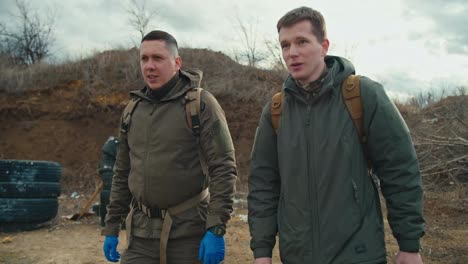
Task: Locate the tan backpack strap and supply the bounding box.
[185,88,202,136]
[184,87,208,177]
[160,188,210,264]
[271,92,284,133]
[342,75,365,144]
[120,98,141,134]
[342,75,373,170]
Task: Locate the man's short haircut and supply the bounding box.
[141,30,179,57]
[277,6,327,42]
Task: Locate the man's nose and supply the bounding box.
[289,44,299,57]
[144,60,156,70]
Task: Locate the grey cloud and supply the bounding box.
[97,0,125,14]
[446,37,468,54]
[0,1,13,16]
[404,0,468,55]
[377,71,428,95]
[152,2,210,34]
[377,70,465,98]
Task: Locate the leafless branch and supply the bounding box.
[235,15,266,67]
[126,0,158,40]
[0,0,56,65]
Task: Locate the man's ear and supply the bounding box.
[175,56,182,70]
[321,38,330,56]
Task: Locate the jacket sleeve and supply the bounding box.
[199,91,237,229]
[362,77,425,252]
[247,103,280,258]
[102,112,132,236]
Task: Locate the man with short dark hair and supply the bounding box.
[102,30,237,264]
[248,7,425,264]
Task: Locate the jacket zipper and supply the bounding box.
[306,104,311,126]
[310,98,321,262]
[305,97,320,261]
[143,103,157,198]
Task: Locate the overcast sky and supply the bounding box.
[1,0,467,100]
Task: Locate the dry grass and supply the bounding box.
[0,47,284,104]
[396,95,468,192]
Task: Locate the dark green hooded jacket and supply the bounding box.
[248,56,424,263]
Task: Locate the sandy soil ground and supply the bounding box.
[1,189,467,264]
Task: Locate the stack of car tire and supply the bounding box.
[0,160,61,232]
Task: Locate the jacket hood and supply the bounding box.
[130,69,203,102]
[181,68,203,88]
[284,55,356,96]
[325,55,355,85]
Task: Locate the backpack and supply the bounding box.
[120,87,203,137]
[271,75,370,164]
[119,87,208,176]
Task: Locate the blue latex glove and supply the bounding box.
[198,230,225,264]
[103,236,120,262]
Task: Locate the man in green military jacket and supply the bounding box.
[102,30,237,264]
[248,7,425,264]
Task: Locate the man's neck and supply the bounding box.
[146,71,179,100]
[296,63,328,93]
[297,62,326,87]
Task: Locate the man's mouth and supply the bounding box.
[147,75,158,82]
[290,62,303,70]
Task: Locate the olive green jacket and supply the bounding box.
[103,69,237,239]
[248,56,425,263]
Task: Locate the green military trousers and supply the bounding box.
[121,235,202,264]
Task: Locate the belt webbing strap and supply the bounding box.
[160,188,210,264]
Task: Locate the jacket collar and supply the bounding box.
[145,71,180,100]
[283,56,355,101]
[130,69,203,102]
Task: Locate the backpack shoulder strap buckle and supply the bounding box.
[121,98,141,135]
[271,91,284,133]
[184,87,203,137]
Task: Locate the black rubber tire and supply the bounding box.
[0,198,58,223]
[0,221,51,233]
[0,182,61,198]
[0,160,61,183]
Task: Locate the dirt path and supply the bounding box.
[0,195,277,264]
[0,211,269,264]
[1,190,467,264]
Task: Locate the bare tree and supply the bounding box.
[235,15,266,67]
[456,85,466,96]
[264,38,285,71]
[126,0,158,40]
[0,0,56,65]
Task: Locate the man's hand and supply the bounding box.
[254,257,272,264]
[198,230,225,264]
[103,236,120,262]
[394,251,423,264]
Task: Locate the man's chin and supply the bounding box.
[147,83,162,90]
[291,73,305,81]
